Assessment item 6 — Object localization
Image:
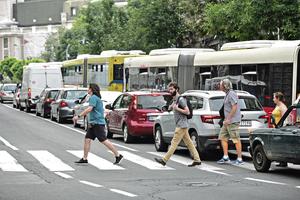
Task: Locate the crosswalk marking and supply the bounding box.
[67,150,124,170]
[119,151,174,170]
[148,152,230,175]
[0,151,28,172]
[0,136,19,150]
[28,150,74,172]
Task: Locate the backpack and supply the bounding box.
[177,96,193,119]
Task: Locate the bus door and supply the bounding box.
[177,54,195,92]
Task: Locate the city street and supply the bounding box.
[0,103,299,200]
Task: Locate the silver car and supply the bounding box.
[153,90,268,155]
[73,91,122,129]
[0,83,17,103]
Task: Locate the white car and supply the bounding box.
[153,90,268,156]
[73,91,122,130]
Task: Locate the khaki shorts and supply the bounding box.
[218,123,240,143]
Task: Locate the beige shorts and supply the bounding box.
[218,123,240,143]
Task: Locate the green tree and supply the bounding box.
[0,57,18,80]
[203,0,300,42]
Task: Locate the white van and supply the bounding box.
[19,62,63,112]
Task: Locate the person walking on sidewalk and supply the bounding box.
[72,83,123,164]
[217,79,243,165]
[154,82,201,167]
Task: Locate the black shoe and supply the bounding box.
[114,154,123,164]
[276,162,288,167]
[75,158,88,164]
[154,158,166,166]
[188,161,201,167]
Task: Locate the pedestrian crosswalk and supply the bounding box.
[0,149,257,174]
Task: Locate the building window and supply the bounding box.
[71,7,77,17]
[3,38,8,48]
[3,37,9,58]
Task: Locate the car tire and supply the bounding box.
[0,98,3,103]
[13,103,16,108]
[25,101,30,113]
[123,124,133,143]
[106,119,113,138]
[57,112,64,123]
[189,131,202,158]
[154,126,168,152]
[19,104,24,111]
[253,144,271,172]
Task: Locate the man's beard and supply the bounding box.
[171,91,177,96]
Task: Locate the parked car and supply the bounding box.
[153,90,268,155]
[249,101,300,172]
[50,88,87,123]
[0,83,17,103]
[19,62,63,112]
[12,83,22,108]
[73,91,122,130]
[35,88,60,118]
[105,91,172,143]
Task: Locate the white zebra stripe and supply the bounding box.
[0,151,27,172]
[28,150,74,172]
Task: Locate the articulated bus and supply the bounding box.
[62,50,145,91]
[124,41,300,112]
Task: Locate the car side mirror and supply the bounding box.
[75,99,80,104]
[35,95,39,99]
[105,104,112,110]
[162,105,168,112]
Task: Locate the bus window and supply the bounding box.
[113,64,123,81]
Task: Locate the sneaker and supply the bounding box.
[217,157,230,164]
[231,159,244,165]
[114,154,123,164]
[154,158,166,166]
[188,161,201,167]
[75,158,88,164]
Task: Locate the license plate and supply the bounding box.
[240,120,252,127]
[148,116,157,121]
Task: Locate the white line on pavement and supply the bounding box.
[244,177,287,185]
[0,151,28,172]
[0,136,19,150]
[119,151,174,170]
[79,180,103,188]
[28,150,74,172]
[68,150,124,170]
[110,188,137,197]
[296,186,300,189]
[148,151,230,176]
[54,172,73,179]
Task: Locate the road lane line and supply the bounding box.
[245,177,287,185]
[0,151,28,172]
[68,150,124,170]
[119,151,174,170]
[28,150,74,172]
[54,172,73,179]
[110,188,137,197]
[79,180,103,187]
[0,136,19,150]
[296,186,300,189]
[148,151,230,176]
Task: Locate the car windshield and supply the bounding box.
[137,95,172,110]
[209,96,263,111]
[64,90,87,100]
[48,90,59,99]
[3,85,16,91]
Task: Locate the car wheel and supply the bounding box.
[106,119,113,138]
[253,144,271,172]
[189,131,201,157]
[123,124,133,143]
[154,126,168,152]
[13,103,16,108]
[57,112,64,123]
[19,104,24,111]
[0,98,3,103]
[41,108,47,118]
[25,102,30,113]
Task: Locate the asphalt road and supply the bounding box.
[0,103,299,200]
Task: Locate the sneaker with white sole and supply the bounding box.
[231,159,244,165]
[217,157,230,164]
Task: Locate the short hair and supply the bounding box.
[167,82,180,91]
[221,78,232,91]
[274,92,285,102]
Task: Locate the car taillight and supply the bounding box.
[259,114,269,124]
[132,97,137,110]
[201,115,221,124]
[28,88,31,99]
[0,92,5,96]
[59,101,68,107]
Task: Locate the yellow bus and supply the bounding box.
[62,50,145,91]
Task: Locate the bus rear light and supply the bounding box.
[201,115,221,124]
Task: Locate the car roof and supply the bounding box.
[59,88,88,91]
[125,91,170,96]
[183,90,255,98]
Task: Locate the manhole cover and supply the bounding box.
[185,182,218,187]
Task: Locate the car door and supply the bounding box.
[36,90,46,113]
[270,127,299,160]
[51,90,63,118]
[108,95,123,132]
